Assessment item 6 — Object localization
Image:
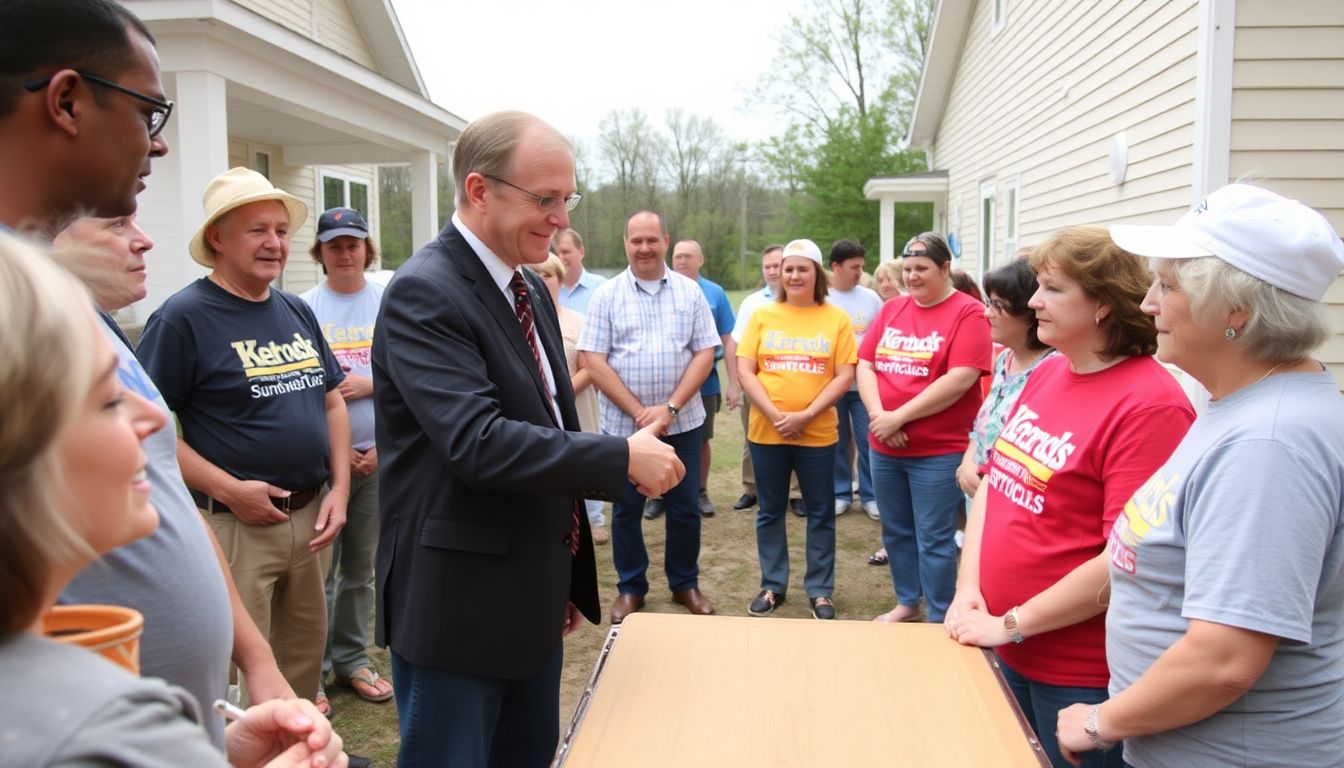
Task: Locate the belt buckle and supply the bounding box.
[271,494,292,514]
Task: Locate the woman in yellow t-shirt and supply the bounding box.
[737,239,857,620]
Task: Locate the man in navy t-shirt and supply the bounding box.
[139,168,350,703]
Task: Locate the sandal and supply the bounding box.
[867,548,888,566]
[334,666,394,703]
[315,691,333,718]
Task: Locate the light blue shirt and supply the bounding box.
[578,266,719,437]
[558,268,606,315]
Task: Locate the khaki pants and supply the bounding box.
[740,403,800,499]
[205,492,332,701]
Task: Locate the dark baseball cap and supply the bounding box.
[316,207,369,242]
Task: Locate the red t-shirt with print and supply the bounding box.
[858,291,991,457]
[979,354,1194,687]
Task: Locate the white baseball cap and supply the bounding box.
[781,238,823,266]
[1109,183,1344,301]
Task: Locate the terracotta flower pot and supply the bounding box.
[42,604,144,675]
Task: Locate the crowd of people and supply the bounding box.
[3,2,1344,768]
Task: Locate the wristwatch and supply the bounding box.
[1003,606,1025,644]
[666,402,680,416]
[1083,704,1115,751]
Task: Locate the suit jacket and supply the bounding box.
[372,222,627,680]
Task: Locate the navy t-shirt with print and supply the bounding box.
[138,278,344,490]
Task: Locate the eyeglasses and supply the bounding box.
[986,298,1014,314]
[481,174,581,213]
[23,71,174,138]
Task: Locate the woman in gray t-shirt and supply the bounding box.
[1057,184,1344,767]
[0,235,345,768]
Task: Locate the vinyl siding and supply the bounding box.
[1231,0,1344,383]
[232,0,378,71]
[931,0,1199,276]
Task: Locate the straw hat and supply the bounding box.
[188,167,309,267]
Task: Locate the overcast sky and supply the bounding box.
[390,0,808,147]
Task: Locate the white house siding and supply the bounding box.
[1230,0,1344,382]
[233,0,378,70]
[931,0,1199,277]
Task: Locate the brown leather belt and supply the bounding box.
[191,487,321,516]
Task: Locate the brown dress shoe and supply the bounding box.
[672,588,715,615]
[610,593,645,624]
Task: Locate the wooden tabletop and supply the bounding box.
[557,613,1047,767]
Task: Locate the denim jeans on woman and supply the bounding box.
[998,659,1125,768]
[749,441,837,598]
[870,450,962,621]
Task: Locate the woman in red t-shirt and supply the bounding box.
[857,233,991,623]
[944,227,1194,768]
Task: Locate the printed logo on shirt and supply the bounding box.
[230,332,326,399]
[986,403,1078,515]
[1108,470,1180,574]
[322,322,375,369]
[873,327,942,378]
[760,331,832,375]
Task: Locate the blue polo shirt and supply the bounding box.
[695,274,735,396]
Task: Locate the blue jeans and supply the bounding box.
[750,441,837,597]
[322,471,378,681]
[391,644,562,767]
[833,391,874,504]
[611,426,702,595]
[998,660,1124,768]
[871,451,962,621]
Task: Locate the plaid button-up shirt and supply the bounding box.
[578,267,719,437]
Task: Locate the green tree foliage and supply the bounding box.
[753,0,936,268]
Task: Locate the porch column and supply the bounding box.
[878,196,896,264]
[410,150,439,250]
[135,69,228,323]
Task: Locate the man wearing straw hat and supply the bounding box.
[139,167,351,703]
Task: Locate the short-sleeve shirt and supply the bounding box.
[577,267,719,437]
[731,286,774,343]
[737,301,857,447]
[138,278,344,490]
[300,280,384,451]
[857,292,992,457]
[695,274,736,396]
[558,268,606,315]
[969,348,1056,470]
[1107,370,1344,766]
[828,285,883,392]
[979,355,1194,687]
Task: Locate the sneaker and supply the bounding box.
[698,489,715,517]
[748,589,784,616]
[733,493,758,510]
[809,596,837,620]
[643,497,664,520]
[835,499,851,516]
[864,501,880,520]
[789,498,805,517]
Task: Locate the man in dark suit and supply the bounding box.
[373,110,684,767]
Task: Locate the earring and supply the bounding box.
[1095,316,1101,326]
[1225,327,1236,341]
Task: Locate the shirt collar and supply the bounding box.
[453,211,518,293]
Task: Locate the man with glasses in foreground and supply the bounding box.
[373,110,684,766]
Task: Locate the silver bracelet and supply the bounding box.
[1084,704,1116,751]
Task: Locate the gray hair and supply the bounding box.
[1158,256,1333,362]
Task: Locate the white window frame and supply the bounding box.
[318,169,373,217]
[1003,176,1020,264]
[992,0,1008,35]
[979,180,996,279]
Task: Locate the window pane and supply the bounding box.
[323,176,345,210]
[252,152,270,179]
[981,197,993,257]
[1007,188,1018,239]
[350,182,369,217]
